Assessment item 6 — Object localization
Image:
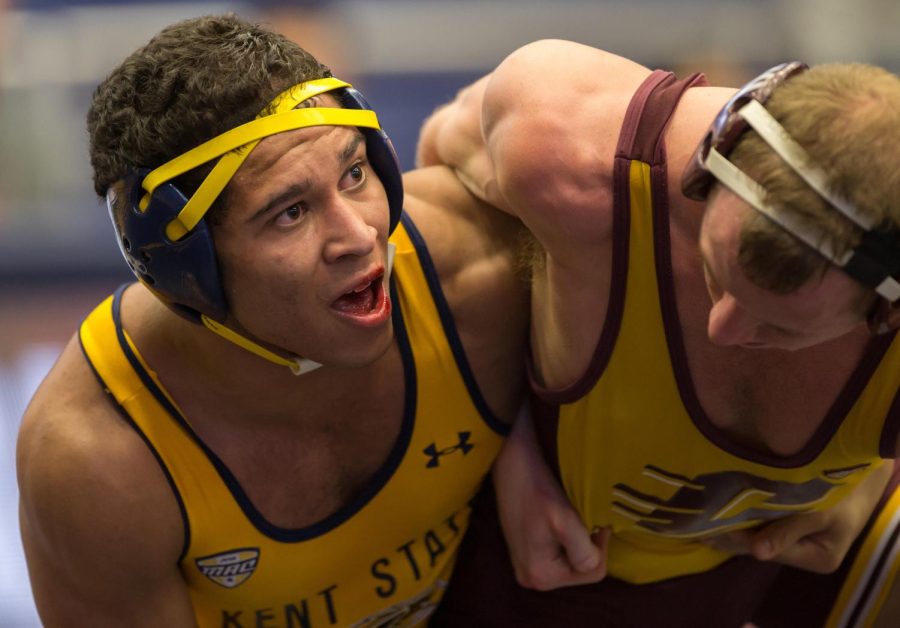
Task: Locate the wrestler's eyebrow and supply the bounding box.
[340,133,364,166]
[252,180,312,221]
[250,135,363,222]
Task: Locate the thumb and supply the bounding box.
[559,521,604,573]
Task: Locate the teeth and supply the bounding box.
[353,282,370,293]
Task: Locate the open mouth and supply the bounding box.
[330,272,391,325]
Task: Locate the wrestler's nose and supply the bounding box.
[707,294,760,346]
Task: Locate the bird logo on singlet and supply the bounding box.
[195,548,260,588]
[610,464,870,538]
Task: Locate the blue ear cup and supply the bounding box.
[113,169,228,323]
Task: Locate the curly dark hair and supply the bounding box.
[87,13,332,204]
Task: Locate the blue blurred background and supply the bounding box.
[1,0,899,624]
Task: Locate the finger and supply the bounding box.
[590,527,611,552]
[518,561,607,590]
[514,547,606,591]
[555,560,608,587]
[701,529,753,555]
[548,541,609,588]
[749,514,826,561]
[765,534,840,573]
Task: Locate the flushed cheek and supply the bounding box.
[225,265,316,325]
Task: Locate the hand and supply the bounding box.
[493,405,609,590]
[704,462,893,574]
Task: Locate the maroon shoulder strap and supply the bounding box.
[617,70,708,164]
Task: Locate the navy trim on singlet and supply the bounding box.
[400,212,510,436]
[109,281,417,543]
[79,284,191,563]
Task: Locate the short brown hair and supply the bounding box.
[730,63,900,297]
[87,13,331,216]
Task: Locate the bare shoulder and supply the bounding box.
[18,334,178,522]
[480,40,654,257]
[17,333,188,623]
[489,39,653,104]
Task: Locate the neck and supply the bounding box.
[122,285,305,391]
[119,283,398,426]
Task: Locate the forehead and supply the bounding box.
[234,91,353,171]
[220,124,364,222]
[234,120,366,196]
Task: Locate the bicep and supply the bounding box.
[21,510,195,627]
[17,405,193,627]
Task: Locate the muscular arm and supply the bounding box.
[493,406,609,589]
[402,165,530,425]
[419,39,651,256]
[416,76,505,211]
[418,41,656,388]
[17,338,195,627]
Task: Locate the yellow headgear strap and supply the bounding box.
[139,77,382,241]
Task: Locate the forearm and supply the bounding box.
[416,76,510,211]
[493,405,607,589]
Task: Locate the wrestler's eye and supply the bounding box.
[275,202,309,226]
[341,162,366,189]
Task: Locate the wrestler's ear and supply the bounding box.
[867,297,900,335]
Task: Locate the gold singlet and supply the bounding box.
[532,70,900,585]
[80,215,508,626]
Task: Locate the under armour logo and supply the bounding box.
[423,432,473,468]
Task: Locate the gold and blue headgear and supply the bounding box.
[107,78,403,373]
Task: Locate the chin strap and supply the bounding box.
[200,315,322,375]
[197,243,397,376]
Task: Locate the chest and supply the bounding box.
[669,237,868,454]
[174,359,407,529]
[215,395,406,528]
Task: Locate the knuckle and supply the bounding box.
[530,570,557,591]
[515,566,547,590]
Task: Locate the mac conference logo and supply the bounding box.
[195,548,260,588]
